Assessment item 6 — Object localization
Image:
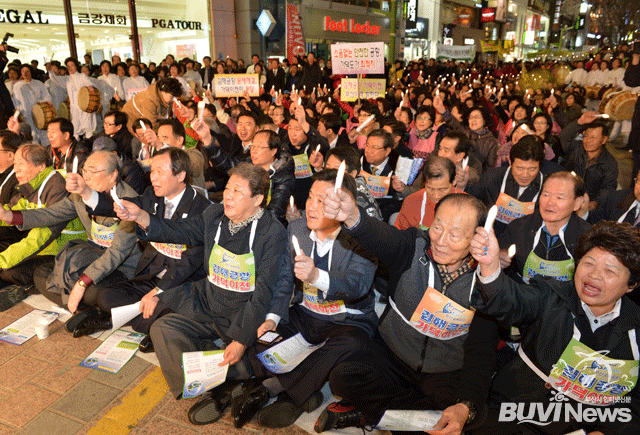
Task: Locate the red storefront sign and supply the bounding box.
[481,8,496,22]
[286,2,305,63]
[323,16,381,35]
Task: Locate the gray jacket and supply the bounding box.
[18,180,141,283]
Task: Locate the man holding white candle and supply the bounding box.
[0,144,84,290]
[314,191,498,434]
[0,151,141,329]
[222,170,377,429]
[76,148,210,342]
[498,171,591,284]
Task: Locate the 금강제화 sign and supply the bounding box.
[213,74,260,97]
[436,44,476,60]
[340,78,386,101]
[331,42,385,75]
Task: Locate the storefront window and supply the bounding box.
[0,0,210,64]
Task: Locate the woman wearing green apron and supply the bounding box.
[471,221,640,435]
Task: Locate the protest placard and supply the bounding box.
[213,74,260,97]
[340,78,386,101]
[331,42,385,75]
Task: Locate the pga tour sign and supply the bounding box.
[330,42,385,75]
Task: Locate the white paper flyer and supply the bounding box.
[375,409,443,431]
[79,329,145,373]
[182,350,229,398]
[256,332,324,374]
[0,309,60,345]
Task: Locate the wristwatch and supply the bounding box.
[455,399,477,424]
[77,279,87,289]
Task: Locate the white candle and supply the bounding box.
[110,186,123,208]
[290,196,295,212]
[508,244,516,258]
[291,235,302,256]
[139,120,147,131]
[356,114,375,133]
[198,101,206,120]
[484,205,498,233]
[13,109,20,120]
[72,156,78,174]
[334,160,346,193]
[461,156,469,171]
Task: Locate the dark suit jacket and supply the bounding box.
[265,67,286,92]
[199,66,215,87]
[589,188,639,225]
[92,184,210,291]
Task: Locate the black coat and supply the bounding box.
[589,188,639,225]
[267,154,295,224]
[559,120,619,205]
[92,184,210,291]
[474,273,640,435]
[264,67,286,93]
[498,211,591,282]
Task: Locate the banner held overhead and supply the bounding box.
[330,42,385,75]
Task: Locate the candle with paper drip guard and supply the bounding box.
[461,156,469,171]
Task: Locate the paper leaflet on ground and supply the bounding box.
[256,332,325,374]
[110,289,163,330]
[79,329,145,373]
[375,409,443,431]
[394,157,424,185]
[182,350,229,398]
[0,309,60,345]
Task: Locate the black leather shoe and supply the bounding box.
[73,312,112,338]
[138,335,154,353]
[257,390,323,428]
[230,384,269,428]
[64,307,98,333]
[187,380,243,425]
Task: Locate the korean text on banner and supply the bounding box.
[213,74,260,97]
[286,2,305,64]
[436,44,476,60]
[331,42,385,75]
[340,78,386,101]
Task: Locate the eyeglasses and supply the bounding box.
[103,122,116,127]
[364,143,385,151]
[468,115,484,120]
[82,168,107,176]
[416,116,432,122]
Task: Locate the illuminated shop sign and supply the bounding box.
[324,16,381,35]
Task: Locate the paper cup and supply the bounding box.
[35,318,49,339]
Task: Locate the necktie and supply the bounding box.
[372,166,379,175]
[634,206,640,227]
[164,201,174,219]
